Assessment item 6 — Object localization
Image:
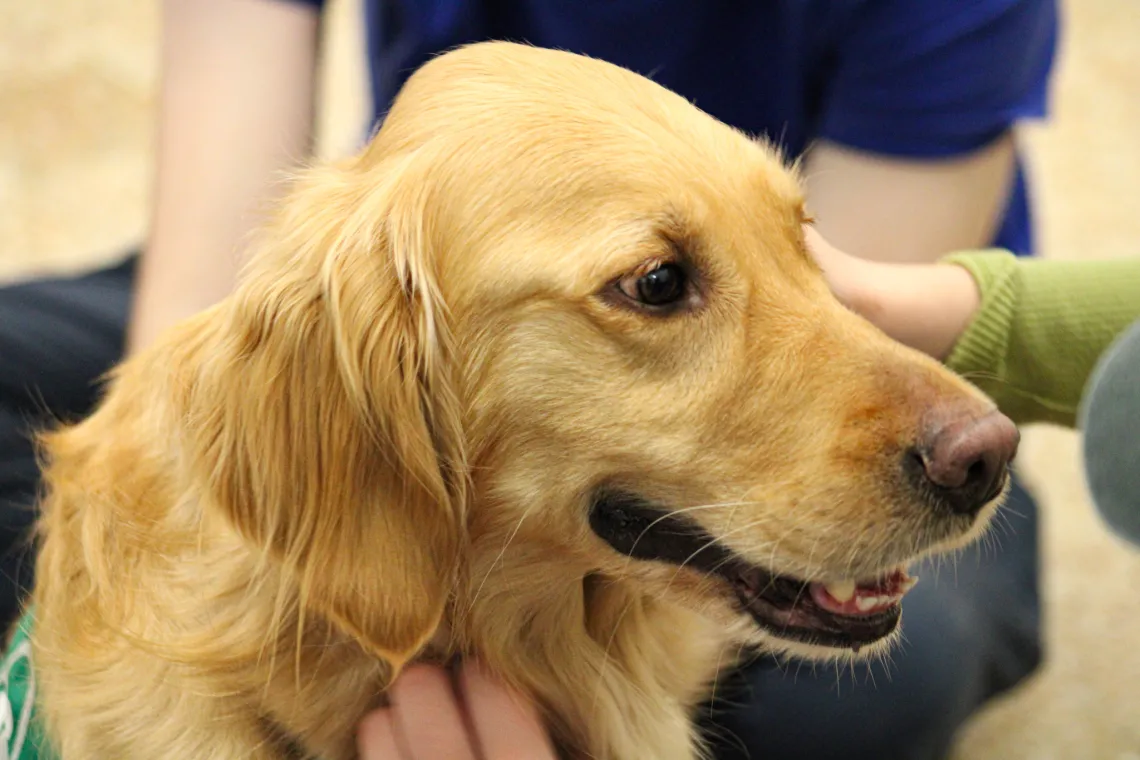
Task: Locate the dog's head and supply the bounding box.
[173,42,1017,670]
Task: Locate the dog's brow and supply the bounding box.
[654,211,700,257]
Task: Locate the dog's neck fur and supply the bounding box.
[32,378,738,760]
[448,539,736,760]
[184,511,734,760]
[244,543,732,760]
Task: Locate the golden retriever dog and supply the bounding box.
[29,42,1018,760]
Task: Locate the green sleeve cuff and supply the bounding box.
[942,251,1140,428]
[942,250,1019,390]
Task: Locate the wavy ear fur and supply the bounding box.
[177,153,465,669]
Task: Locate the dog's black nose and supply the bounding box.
[907,409,1020,516]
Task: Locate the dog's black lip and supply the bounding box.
[588,489,901,651]
[726,566,901,650]
[587,489,736,573]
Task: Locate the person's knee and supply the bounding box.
[0,258,136,629]
[0,256,134,412]
[0,404,40,629]
[967,474,1045,697]
[703,636,987,760]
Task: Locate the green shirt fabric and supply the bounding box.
[1,614,48,760]
[943,251,1140,428]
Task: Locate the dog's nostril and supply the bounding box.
[908,410,1019,517]
[903,448,928,485]
[949,455,996,504]
[966,459,987,486]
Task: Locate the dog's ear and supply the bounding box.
[176,153,465,670]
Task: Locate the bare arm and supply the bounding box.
[807,226,1140,427]
[805,225,979,359]
[128,0,321,352]
[803,135,1016,264]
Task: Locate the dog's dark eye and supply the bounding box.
[621,263,688,307]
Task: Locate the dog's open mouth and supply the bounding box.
[589,490,918,651]
[727,564,915,650]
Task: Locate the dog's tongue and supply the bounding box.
[809,569,918,616]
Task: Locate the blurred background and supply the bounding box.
[1,1,1137,757]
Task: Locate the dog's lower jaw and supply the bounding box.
[752,622,903,664]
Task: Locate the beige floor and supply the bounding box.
[2,2,1138,757]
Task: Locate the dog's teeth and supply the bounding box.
[855,595,885,612]
[825,580,856,603]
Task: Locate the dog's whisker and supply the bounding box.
[609,497,770,589]
[655,509,829,610]
[464,500,541,618]
[840,521,877,580]
[590,594,641,718]
[863,658,879,690]
[707,639,735,720]
[625,499,766,556]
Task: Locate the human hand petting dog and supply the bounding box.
[357,661,557,759]
[803,224,981,360]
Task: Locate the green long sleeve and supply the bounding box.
[942,251,1140,428]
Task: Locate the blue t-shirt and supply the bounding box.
[299,0,1057,255]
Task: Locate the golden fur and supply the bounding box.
[30,42,1004,759]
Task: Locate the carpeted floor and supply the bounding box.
[2,2,1138,757]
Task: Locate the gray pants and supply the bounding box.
[0,257,1043,759]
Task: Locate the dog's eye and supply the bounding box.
[620,263,688,307]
